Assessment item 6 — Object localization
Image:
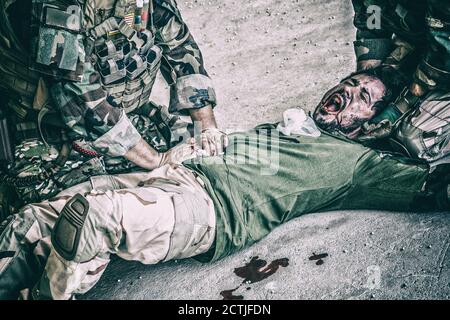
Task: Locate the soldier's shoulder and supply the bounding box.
[154,0,180,10]
[154,0,182,19]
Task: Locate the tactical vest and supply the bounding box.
[0,0,182,124]
[31,0,165,114]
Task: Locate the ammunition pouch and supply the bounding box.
[31,1,85,82]
[91,17,162,113]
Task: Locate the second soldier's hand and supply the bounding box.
[158,138,200,167]
[189,106,229,156]
[410,81,428,97]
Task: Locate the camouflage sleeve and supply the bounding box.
[50,61,142,157]
[152,0,217,115]
[414,0,450,91]
[352,0,394,63]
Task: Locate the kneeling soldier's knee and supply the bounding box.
[52,194,90,262]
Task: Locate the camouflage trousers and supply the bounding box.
[393,91,450,163]
[0,165,216,300]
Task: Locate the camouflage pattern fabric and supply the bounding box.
[152,1,216,114]
[0,165,216,300]
[352,0,450,161]
[44,0,216,158]
[0,0,211,214]
[392,90,450,162]
[352,0,450,90]
[9,139,107,205]
[8,108,191,206]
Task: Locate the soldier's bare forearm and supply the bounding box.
[124,138,162,171]
[189,105,218,130]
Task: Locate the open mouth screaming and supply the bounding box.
[320,92,347,116]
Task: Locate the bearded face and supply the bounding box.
[313,73,387,139]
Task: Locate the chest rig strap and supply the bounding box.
[91,17,145,49]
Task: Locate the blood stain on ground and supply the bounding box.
[220,256,289,300]
[309,253,329,266]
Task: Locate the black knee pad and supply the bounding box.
[51,194,89,261]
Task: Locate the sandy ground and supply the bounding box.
[82,0,450,300]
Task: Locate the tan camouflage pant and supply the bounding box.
[0,165,215,300]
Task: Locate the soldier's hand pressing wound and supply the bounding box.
[200,128,229,156]
[158,138,200,167]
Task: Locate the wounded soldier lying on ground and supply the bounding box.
[0,67,449,300]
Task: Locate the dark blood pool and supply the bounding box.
[220,287,244,300]
[234,256,290,284]
[309,253,329,265]
[220,256,289,300]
